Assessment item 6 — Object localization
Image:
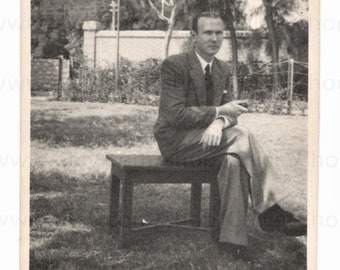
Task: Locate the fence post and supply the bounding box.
[69,56,74,79]
[287,58,294,115]
[58,55,64,99]
[110,0,117,30]
[115,0,121,94]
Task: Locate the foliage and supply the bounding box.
[283,20,308,62]
[31,0,258,60]
[30,0,194,59]
[238,62,280,100]
[219,0,247,97]
[115,0,167,30]
[58,57,307,115]
[216,0,246,27]
[237,60,308,115]
[247,0,308,62]
[60,58,162,104]
[31,0,106,62]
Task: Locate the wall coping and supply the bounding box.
[32,58,70,63]
[95,30,257,39]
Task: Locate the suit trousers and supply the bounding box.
[166,125,288,246]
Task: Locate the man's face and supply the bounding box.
[192,17,225,62]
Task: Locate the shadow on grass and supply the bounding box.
[31,113,154,147]
[31,170,110,227]
[30,169,306,270]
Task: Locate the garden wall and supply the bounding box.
[83,21,274,69]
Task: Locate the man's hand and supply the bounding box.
[217,100,249,117]
[200,119,224,151]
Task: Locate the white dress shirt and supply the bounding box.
[195,50,230,128]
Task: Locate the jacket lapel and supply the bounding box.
[188,50,206,106]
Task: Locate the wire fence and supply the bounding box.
[237,59,308,102]
[68,58,308,114]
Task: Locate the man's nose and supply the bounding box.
[211,33,217,41]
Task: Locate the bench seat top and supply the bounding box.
[106,154,219,172]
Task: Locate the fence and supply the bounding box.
[31,56,70,94]
[238,59,308,99]
[237,59,308,114]
[65,57,308,114]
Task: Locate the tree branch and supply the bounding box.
[148,0,170,22]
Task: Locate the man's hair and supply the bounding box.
[191,11,224,33]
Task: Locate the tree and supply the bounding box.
[114,0,167,30]
[192,0,210,14]
[219,0,245,98]
[148,0,178,58]
[273,0,308,62]
[253,0,308,95]
[263,0,281,95]
[31,0,105,59]
[31,3,73,58]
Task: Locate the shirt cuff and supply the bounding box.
[215,107,230,128]
[218,116,230,128]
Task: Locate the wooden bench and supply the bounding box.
[106,154,221,248]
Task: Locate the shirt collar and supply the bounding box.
[195,50,214,73]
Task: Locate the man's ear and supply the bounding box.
[190,30,197,43]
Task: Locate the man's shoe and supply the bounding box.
[258,204,307,236]
[219,242,253,262]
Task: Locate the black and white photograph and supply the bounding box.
[27,0,317,269]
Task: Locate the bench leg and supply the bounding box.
[209,179,221,242]
[109,168,120,228]
[119,176,133,248]
[190,182,202,227]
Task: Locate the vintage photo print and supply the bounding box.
[22,0,319,269]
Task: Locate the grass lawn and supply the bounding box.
[30,98,307,270]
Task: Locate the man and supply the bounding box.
[153,11,306,259]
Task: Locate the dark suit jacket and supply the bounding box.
[154,49,234,158]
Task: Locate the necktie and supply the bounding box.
[205,64,214,106]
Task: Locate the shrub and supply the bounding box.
[238,62,276,101]
[59,57,162,104]
[60,68,114,102]
[237,61,308,102]
[58,57,306,114]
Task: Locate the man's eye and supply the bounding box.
[205,31,223,36]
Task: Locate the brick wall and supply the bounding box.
[38,0,107,21]
[31,58,70,91]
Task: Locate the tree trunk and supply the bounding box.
[148,0,178,58]
[280,23,299,59]
[263,0,280,96]
[165,1,178,58]
[222,0,239,99]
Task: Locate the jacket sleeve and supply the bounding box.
[159,58,216,129]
